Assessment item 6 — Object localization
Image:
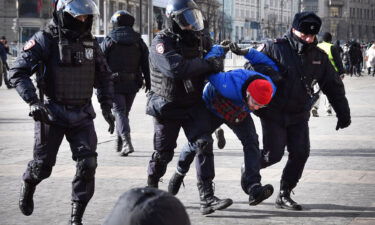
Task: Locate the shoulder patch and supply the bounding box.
[23,40,36,51]
[156,43,164,54]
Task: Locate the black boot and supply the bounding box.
[168,171,185,195]
[119,134,134,156]
[147,175,159,188]
[214,128,226,149]
[248,183,274,206]
[19,181,36,216]
[70,201,87,225]
[275,181,302,210]
[197,181,233,215]
[115,136,122,152]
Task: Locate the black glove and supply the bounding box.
[102,109,115,134]
[219,40,231,53]
[29,101,52,124]
[229,42,249,56]
[206,57,224,73]
[336,115,351,130]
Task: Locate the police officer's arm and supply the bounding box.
[9,32,49,104]
[93,41,114,110]
[150,36,212,79]
[99,37,112,57]
[319,57,350,125]
[139,39,150,87]
[331,45,345,75]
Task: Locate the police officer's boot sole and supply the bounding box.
[249,184,274,206]
[215,129,226,149]
[19,181,36,216]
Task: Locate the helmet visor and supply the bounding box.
[174,8,204,31]
[57,0,99,17]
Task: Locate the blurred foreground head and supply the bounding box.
[102,187,191,225]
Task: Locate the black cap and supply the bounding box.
[322,32,332,42]
[102,187,191,225]
[292,11,322,35]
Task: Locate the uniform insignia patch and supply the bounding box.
[23,40,36,51]
[312,60,321,64]
[85,48,94,60]
[156,43,164,54]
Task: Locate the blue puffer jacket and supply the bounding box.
[203,45,277,120]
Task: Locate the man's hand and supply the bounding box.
[29,101,52,124]
[206,57,224,73]
[102,109,115,134]
[336,115,351,130]
[220,40,231,53]
[229,42,249,56]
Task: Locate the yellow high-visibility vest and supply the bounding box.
[317,41,338,72]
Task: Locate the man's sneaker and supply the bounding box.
[311,108,319,117]
[326,109,332,116]
[168,171,185,195]
[200,196,233,215]
[275,190,302,211]
[248,184,274,206]
[214,128,226,149]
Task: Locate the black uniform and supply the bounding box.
[100,26,150,155]
[146,29,215,183]
[255,31,350,199]
[9,19,113,219]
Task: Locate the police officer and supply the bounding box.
[145,0,232,215]
[101,10,150,157]
[238,12,351,211]
[9,0,114,224]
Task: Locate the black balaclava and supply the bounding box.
[56,11,93,40]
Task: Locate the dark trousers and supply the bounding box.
[147,105,212,181]
[23,120,98,203]
[178,113,261,185]
[260,117,310,187]
[113,93,137,136]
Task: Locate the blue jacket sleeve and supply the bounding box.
[149,34,212,79]
[245,48,279,72]
[204,45,225,59]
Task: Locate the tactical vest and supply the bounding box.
[107,41,142,80]
[151,33,207,103]
[48,38,95,105]
[317,42,338,72]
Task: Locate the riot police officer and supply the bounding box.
[145,0,232,215]
[9,0,114,224]
[101,10,150,157]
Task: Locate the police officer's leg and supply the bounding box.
[20,121,65,216]
[231,116,273,205]
[185,108,232,215]
[276,120,309,211]
[147,117,181,188]
[66,120,98,224]
[113,94,128,154]
[260,117,287,168]
[120,93,137,156]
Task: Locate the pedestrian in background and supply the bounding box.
[365,42,375,76]
[101,10,150,157]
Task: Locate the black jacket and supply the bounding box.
[256,31,350,125]
[101,26,150,94]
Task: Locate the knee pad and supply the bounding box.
[28,160,53,181]
[75,157,97,181]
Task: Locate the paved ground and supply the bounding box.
[1,73,375,225]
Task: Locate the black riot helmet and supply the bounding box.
[111,10,135,28]
[55,0,99,34]
[166,0,204,31]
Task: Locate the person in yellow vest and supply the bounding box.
[311,32,345,117]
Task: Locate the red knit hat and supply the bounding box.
[247,79,273,105]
